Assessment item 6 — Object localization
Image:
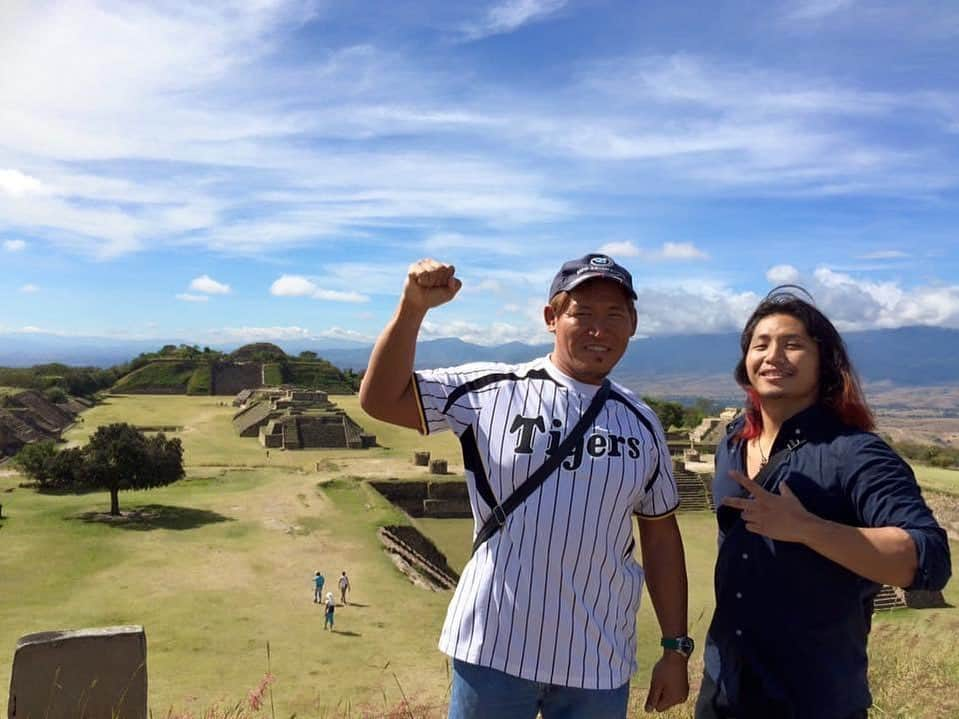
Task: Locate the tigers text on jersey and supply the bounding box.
[412,355,679,690]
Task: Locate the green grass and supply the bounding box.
[911,463,959,496]
[112,362,196,393]
[262,362,283,386]
[285,361,356,394]
[2,394,957,718]
[186,364,213,395]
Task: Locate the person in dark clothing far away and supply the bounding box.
[696,285,952,719]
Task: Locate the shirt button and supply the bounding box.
[741,552,749,560]
[735,629,743,637]
[736,592,743,599]
[794,428,800,434]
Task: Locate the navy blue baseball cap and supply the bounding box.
[548,253,637,301]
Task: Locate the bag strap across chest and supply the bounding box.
[471,379,612,555]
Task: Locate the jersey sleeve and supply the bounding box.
[412,365,484,436]
[634,409,680,518]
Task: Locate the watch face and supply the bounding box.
[662,636,695,656]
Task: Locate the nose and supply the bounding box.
[765,340,789,364]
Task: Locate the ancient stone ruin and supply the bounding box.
[231,387,375,450]
[0,390,80,459]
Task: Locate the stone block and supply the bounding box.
[8,625,147,719]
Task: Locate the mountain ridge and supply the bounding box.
[1,327,957,391]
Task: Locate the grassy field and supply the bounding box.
[0,394,957,717]
[913,464,959,496]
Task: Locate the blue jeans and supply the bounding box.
[448,659,629,719]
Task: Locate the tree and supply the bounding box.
[642,397,684,430]
[47,447,87,489]
[83,423,185,515]
[13,441,58,485]
[298,350,318,360]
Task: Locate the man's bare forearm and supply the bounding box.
[638,515,688,638]
[359,300,427,429]
[359,260,461,429]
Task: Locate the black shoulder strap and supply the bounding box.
[471,379,612,555]
[754,437,806,492]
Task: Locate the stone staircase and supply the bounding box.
[673,462,714,511]
[378,525,459,590]
[298,419,345,448]
[689,417,720,443]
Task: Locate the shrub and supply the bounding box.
[44,386,69,404]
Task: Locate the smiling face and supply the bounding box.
[545,278,637,385]
[745,312,820,412]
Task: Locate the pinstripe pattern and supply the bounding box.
[415,356,679,690]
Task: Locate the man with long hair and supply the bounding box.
[696,287,951,719]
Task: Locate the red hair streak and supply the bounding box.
[737,376,875,441]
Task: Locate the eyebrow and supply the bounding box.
[751,332,808,341]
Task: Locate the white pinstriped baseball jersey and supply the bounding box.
[413,355,679,690]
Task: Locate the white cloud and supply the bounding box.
[0,169,47,197]
[857,250,909,260]
[785,0,857,22]
[270,274,370,303]
[660,242,708,261]
[598,241,640,257]
[633,286,760,335]
[176,293,209,302]
[462,0,568,40]
[422,232,524,256]
[270,275,317,297]
[421,318,551,345]
[19,283,39,293]
[316,326,375,343]
[747,266,959,330]
[463,278,504,294]
[766,264,801,284]
[598,241,707,262]
[312,288,370,303]
[3,239,26,252]
[189,274,231,295]
[203,326,315,343]
[20,326,45,333]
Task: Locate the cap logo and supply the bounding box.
[590,256,611,266]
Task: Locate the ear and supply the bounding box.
[544,304,558,334]
[629,305,638,337]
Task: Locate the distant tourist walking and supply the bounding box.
[324,592,335,631]
[696,286,952,719]
[313,570,325,603]
[338,571,351,605]
[360,255,691,719]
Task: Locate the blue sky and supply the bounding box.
[2,0,958,347]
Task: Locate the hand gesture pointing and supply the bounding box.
[402,259,462,312]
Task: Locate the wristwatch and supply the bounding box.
[661,636,695,658]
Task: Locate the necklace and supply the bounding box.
[756,436,769,467]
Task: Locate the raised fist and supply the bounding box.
[403,259,462,311]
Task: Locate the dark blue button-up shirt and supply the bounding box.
[706,404,951,719]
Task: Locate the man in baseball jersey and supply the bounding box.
[360,254,691,718]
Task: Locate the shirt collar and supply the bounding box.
[770,403,843,453]
[725,402,843,454]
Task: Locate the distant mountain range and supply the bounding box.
[2,326,958,395]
